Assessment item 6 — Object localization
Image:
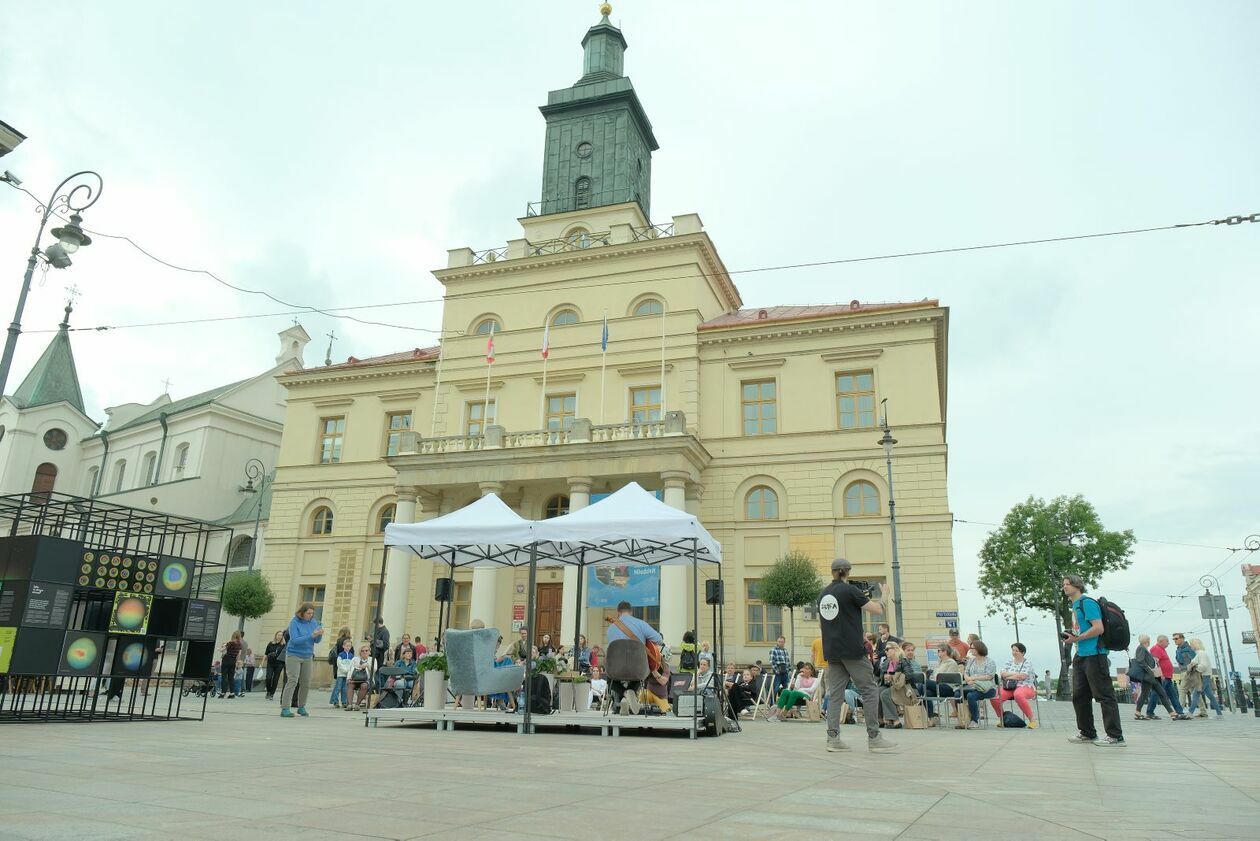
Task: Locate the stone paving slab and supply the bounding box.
[0,691,1257,840]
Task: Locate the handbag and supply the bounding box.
[351,668,369,682]
[1002,679,1020,691]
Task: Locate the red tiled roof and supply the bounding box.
[316,346,440,372]
[697,300,939,331]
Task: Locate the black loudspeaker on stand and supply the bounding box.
[707,573,738,734]
[434,577,454,652]
[705,579,723,606]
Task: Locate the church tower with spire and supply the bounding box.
[536,2,658,217]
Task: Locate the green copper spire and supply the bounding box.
[10,303,86,414]
[536,4,659,217]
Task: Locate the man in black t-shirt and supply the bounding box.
[818,557,898,753]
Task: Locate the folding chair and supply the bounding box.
[934,672,964,727]
[750,677,777,720]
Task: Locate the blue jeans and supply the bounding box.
[330,676,348,706]
[964,687,996,721]
[1190,678,1222,715]
[1146,678,1184,715]
[773,671,790,701]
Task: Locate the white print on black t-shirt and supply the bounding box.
[818,594,840,621]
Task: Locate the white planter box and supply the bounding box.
[558,681,576,712]
[422,670,446,710]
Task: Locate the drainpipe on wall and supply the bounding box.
[153,412,170,484]
[93,430,109,498]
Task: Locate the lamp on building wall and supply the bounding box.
[877,399,904,638]
[237,457,269,632]
[0,170,102,397]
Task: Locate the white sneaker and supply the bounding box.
[868,734,899,753]
[626,693,641,715]
[618,695,631,716]
[1067,732,1094,744]
[1094,736,1127,747]
[826,737,851,752]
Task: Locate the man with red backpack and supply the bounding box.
[1061,575,1126,747]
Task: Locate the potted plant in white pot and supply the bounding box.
[418,652,448,711]
[557,672,590,712]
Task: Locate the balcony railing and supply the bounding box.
[395,416,680,457]
[526,189,646,218]
[632,223,674,240]
[528,230,611,256]
[472,246,508,265]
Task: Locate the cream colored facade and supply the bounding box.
[256,12,959,665]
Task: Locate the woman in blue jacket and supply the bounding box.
[281,602,323,717]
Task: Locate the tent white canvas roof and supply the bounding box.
[383,493,549,567]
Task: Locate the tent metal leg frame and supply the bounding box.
[691,537,699,740]
[522,542,538,736]
[572,552,585,669]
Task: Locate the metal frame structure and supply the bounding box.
[0,492,231,723]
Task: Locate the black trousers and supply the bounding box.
[1071,654,1123,740]
[1135,675,1173,714]
[219,657,237,695]
[244,667,256,692]
[265,663,284,697]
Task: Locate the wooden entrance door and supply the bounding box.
[534,583,563,647]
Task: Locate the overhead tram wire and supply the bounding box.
[9,183,1257,335]
[951,517,1242,553]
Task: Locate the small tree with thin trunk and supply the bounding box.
[757,551,825,666]
[221,571,275,626]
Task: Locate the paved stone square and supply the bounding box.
[1,691,1258,840]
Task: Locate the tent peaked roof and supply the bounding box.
[535,482,722,565]
[383,493,543,567]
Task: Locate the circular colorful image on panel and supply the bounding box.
[119,641,148,672]
[113,597,146,629]
[161,562,189,592]
[64,637,98,670]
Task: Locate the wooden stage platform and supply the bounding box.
[364,705,704,737]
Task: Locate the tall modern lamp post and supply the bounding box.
[0,170,103,397]
[877,399,904,638]
[238,458,269,632]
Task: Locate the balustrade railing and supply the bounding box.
[472,246,508,265]
[590,420,665,441]
[527,230,612,256]
[402,418,675,455]
[631,223,674,240]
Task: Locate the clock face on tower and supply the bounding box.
[576,141,593,159]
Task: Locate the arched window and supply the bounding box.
[173,443,190,479]
[551,309,579,327]
[474,318,500,335]
[85,466,99,496]
[564,228,592,250]
[574,177,591,209]
[31,462,57,495]
[141,451,157,486]
[311,506,334,536]
[843,481,880,516]
[633,298,664,317]
[745,486,778,520]
[377,504,396,534]
[112,459,127,493]
[544,495,570,519]
[228,536,254,569]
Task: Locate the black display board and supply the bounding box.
[4,536,84,585]
[147,597,186,637]
[58,630,107,677]
[183,600,220,640]
[7,626,63,674]
[182,639,215,679]
[0,580,24,624]
[22,581,73,629]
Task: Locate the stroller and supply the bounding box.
[182,673,215,698]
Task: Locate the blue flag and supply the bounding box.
[601,313,609,352]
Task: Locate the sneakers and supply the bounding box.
[1094,736,1127,747]
[868,735,899,753]
[826,737,851,752]
[1067,732,1095,744]
[618,695,631,716]
[296,706,309,716]
[626,693,641,715]
[280,708,294,718]
[1027,720,1038,729]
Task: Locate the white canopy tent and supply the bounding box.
[381,483,726,736]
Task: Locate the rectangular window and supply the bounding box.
[836,371,876,430]
[745,579,783,644]
[545,393,577,433]
[365,584,381,632]
[318,417,346,464]
[300,584,326,624]
[741,379,778,436]
[631,605,660,626]
[630,386,662,423]
[452,581,472,629]
[466,401,496,437]
[383,411,412,456]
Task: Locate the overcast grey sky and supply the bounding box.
[3,2,1257,673]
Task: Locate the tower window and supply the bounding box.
[575,177,591,209]
[576,142,593,159]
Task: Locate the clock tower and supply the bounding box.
[536,4,659,218]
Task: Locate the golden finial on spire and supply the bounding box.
[600,2,612,18]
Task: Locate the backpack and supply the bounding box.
[528,674,552,715]
[1002,711,1027,728]
[1093,597,1131,652]
[679,647,697,671]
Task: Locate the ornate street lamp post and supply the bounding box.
[877,400,903,638]
[237,458,269,632]
[0,171,102,397]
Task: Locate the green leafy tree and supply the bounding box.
[757,550,825,665]
[221,571,276,626]
[977,495,1135,699]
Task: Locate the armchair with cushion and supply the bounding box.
[445,628,525,699]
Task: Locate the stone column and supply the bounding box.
[406,490,440,645]
[381,486,419,640]
[469,481,504,628]
[659,470,690,646]
[560,477,593,649]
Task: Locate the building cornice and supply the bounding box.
[697,308,945,347]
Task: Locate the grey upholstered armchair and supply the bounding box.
[445,628,525,697]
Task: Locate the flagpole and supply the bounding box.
[599,311,608,426]
[429,336,445,438]
[539,354,549,431]
[660,304,667,417]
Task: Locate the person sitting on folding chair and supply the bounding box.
[766,663,819,721]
